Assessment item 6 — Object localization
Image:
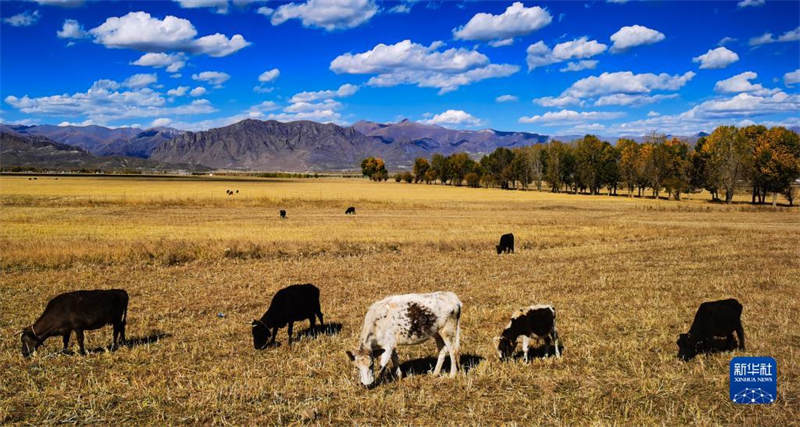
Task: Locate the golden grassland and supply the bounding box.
[0,175,798,424]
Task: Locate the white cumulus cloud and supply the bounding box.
[289,84,358,103]
[4,10,41,27]
[518,109,623,124]
[560,60,598,72]
[167,86,190,97]
[174,0,230,14]
[609,25,665,53]
[692,47,739,69]
[496,94,518,103]
[737,0,764,7]
[270,0,378,31]
[132,52,187,72]
[452,2,552,46]
[89,11,250,57]
[192,71,230,87]
[784,69,800,87]
[4,79,216,124]
[714,71,777,95]
[421,109,483,127]
[330,39,518,94]
[526,37,607,70]
[749,26,800,46]
[123,73,158,89]
[57,19,90,39]
[258,68,280,82]
[151,117,173,127]
[189,87,207,97]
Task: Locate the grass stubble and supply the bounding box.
[0,176,798,424]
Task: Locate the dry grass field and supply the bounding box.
[1,175,798,424]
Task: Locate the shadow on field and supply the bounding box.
[509,343,564,361]
[398,353,484,377]
[365,354,484,388]
[295,322,342,340]
[85,331,172,354]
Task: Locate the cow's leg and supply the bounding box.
[432,333,447,376]
[377,347,393,381]
[552,329,561,357]
[270,327,278,345]
[317,310,324,327]
[391,350,402,379]
[287,322,294,346]
[522,335,530,362]
[62,333,70,352]
[736,322,745,350]
[76,330,86,355]
[308,315,316,331]
[446,334,460,377]
[112,324,120,350]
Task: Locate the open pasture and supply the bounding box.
[1,175,798,424]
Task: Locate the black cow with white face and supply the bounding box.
[252,284,324,349]
[677,298,744,361]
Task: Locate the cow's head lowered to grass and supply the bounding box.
[346,348,384,386]
[251,319,271,350]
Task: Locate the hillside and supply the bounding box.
[0,129,204,171]
[6,124,183,158]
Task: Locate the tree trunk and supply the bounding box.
[772,192,777,207]
[725,188,734,203]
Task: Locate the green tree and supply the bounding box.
[412,158,430,183]
[360,157,388,181]
[703,125,750,203]
[617,138,639,196]
[753,127,800,206]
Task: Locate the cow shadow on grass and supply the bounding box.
[369,353,484,387]
[84,331,171,354]
[295,322,342,341]
[508,343,564,362]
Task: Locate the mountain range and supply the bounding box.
[3,118,759,172]
[0,126,201,172]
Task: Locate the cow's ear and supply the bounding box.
[346,350,355,362]
[372,349,385,358]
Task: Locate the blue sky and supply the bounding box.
[1,0,798,136]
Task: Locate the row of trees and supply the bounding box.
[373,125,800,205]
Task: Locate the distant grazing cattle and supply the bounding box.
[226,189,231,195]
[235,190,239,194]
[280,210,287,219]
[677,298,744,361]
[252,284,324,349]
[496,233,514,254]
[21,289,128,357]
[345,207,356,215]
[494,305,561,362]
[346,291,461,387]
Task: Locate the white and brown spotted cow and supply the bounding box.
[494,304,561,362]
[346,291,462,387]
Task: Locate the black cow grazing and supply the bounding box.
[235,190,239,194]
[677,298,745,361]
[279,209,287,219]
[252,283,324,349]
[21,289,128,357]
[345,206,356,215]
[496,233,514,254]
[494,305,561,361]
